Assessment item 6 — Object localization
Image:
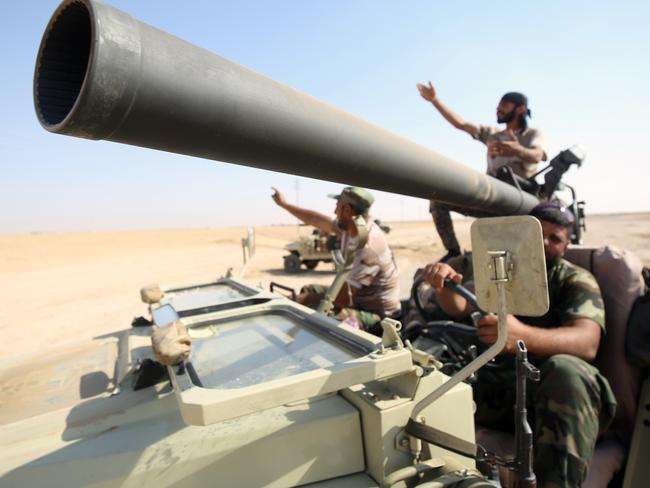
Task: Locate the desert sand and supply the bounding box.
[1,213,648,368]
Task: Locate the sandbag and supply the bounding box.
[140,283,164,304]
[151,320,191,366]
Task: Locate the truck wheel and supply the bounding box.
[284,253,301,273]
[304,260,318,270]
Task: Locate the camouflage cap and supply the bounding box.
[328,186,374,212]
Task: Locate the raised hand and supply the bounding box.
[417,81,437,102]
[271,187,287,207]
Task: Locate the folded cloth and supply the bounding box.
[151,320,191,366]
[140,283,164,304]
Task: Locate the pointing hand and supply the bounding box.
[271,187,286,207]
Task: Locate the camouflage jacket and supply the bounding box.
[518,257,605,332]
[449,254,605,332]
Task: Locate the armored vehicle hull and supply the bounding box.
[1,279,478,487]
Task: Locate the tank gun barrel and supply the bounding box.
[34,0,539,215]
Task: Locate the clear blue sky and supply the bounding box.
[1,0,649,233]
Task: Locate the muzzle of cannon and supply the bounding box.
[34,0,539,215]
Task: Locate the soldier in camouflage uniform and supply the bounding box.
[422,202,616,488]
[272,186,401,333]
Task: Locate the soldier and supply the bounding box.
[421,202,616,488]
[416,82,547,262]
[271,186,400,333]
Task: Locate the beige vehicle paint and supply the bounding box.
[0,284,477,487]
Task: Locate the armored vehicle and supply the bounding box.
[3,0,647,486]
[282,220,390,274]
[283,228,337,273]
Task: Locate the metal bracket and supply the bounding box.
[487,250,513,283]
[394,425,430,462]
[395,428,413,454]
[404,340,442,369]
[381,318,404,351]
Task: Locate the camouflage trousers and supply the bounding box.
[297,284,382,333]
[474,354,617,488]
[429,201,494,252]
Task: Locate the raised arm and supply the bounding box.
[271,187,338,235]
[417,81,479,138]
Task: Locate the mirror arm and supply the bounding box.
[410,293,507,418]
[410,255,510,419]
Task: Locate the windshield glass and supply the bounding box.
[189,311,361,389]
[165,283,252,311]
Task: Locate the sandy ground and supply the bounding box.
[1,213,649,368]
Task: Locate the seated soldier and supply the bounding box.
[421,202,617,488]
[272,186,401,332]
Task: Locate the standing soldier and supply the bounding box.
[417,82,547,261]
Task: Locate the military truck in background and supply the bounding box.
[283,228,337,272]
[283,220,390,273]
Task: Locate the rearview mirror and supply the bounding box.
[151,304,180,327]
[471,215,549,316]
[411,215,550,417]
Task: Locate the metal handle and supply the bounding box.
[269,282,296,301]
